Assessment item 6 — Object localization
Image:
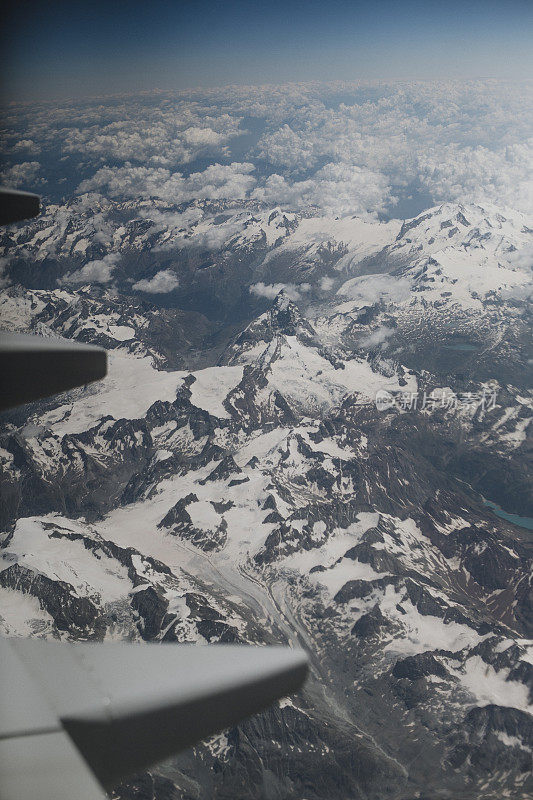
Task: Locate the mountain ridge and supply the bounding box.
[1,199,532,799]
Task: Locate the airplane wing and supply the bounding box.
[0,638,308,799]
[0,333,107,411]
[0,730,107,800]
[0,188,40,225]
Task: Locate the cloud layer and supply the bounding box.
[2,80,532,224]
[77,162,256,203]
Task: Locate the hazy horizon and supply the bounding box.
[2,0,533,103]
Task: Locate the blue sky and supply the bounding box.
[2,0,533,101]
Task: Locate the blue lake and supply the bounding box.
[484,499,533,532]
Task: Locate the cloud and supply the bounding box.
[62,253,120,285]
[133,269,180,293]
[77,162,256,202]
[417,140,533,213]
[337,274,412,306]
[508,243,533,273]
[0,161,41,188]
[182,127,228,146]
[501,243,533,301]
[12,139,41,155]
[250,281,310,301]
[359,325,395,348]
[252,163,392,218]
[59,107,243,167]
[3,80,533,231]
[252,81,533,215]
[320,276,335,290]
[139,206,203,232]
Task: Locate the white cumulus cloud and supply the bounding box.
[320,276,335,291]
[359,325,395,349]
[0,161,41,189]
[252,163,392,218]
[133,270,180,293]
[77,162,256,203]
[250,282,310,301]
[62,253,121,285]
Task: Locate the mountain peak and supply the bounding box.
[271,288,292,310]
[268,290,314,338]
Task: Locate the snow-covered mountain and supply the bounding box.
[1,199,532,799]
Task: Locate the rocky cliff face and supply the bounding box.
[1,201,532,799]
